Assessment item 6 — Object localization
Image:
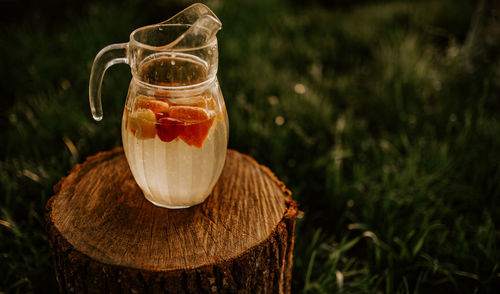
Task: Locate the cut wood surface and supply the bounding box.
[46,147,298,293]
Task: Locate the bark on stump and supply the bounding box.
[46,148,298,293]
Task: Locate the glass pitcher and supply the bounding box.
[88,4,229,209]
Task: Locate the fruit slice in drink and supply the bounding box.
[134,96,171,113]
[168,106,215,148]
[127,108,157,139]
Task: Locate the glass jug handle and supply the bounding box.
[89,43,128,121]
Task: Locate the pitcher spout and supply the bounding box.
[162,3,220,26]
[160,3,221,49]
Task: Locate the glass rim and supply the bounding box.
[129,23,218,52]
[133,75,217,93]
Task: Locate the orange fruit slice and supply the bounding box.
[134,96,170,115]
[168,106,215,148]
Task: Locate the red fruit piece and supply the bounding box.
[168,106,214,148]
[156,117,185,142]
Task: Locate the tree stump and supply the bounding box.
[46,147,298,293]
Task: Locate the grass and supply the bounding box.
[1,0,499,293]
